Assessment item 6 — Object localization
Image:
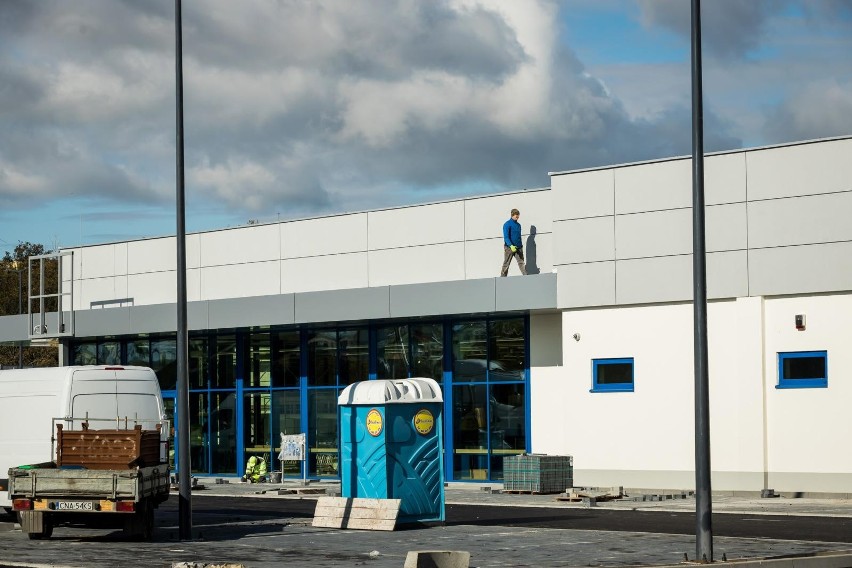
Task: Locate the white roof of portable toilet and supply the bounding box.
[337,378,443,405]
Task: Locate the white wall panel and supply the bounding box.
[281,253,368,294]
[114,276,128,302]
[707,251,749,299]
[553,217,614,265]
[464,238,504,279]
[615,158,691,214]
[705,151,747,205]
[114,243,128,277]
[749,241,852,297]
[186,233,201,270]
[127,271,176,305]
[747,138,852,201]
[464,190,551,240]
[539,301,766,488]
[556,261,615,308]
[748,192,852,249]
[707,203,747,252]
[530,312,562,367]
[200,261,280,301]
[79,277,119,308]
[187,268,202,302]
[706,297,766,474]
[80,245,118,279]
[557,305,697,471]
[127,238,176,274]
[521,231,552,275]
[615,209,691,259]
[199,225,279,267]
[368,243,465,286]
[281,213,367,259]
[529,366,568,455]
[763,294,852,486]
[552,168,614,221]
[469,234,553,278]
[368,201,464,249]
[616,255,692,304]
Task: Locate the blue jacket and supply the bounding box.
[503,218,522,248]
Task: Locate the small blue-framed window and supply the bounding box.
[777,351,827,389]
[591,358,634,393]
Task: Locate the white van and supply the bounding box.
[0,365,165,512]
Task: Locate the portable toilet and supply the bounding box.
[338,378,445,523]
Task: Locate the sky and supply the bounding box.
[1,0,851,255]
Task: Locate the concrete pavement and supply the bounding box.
[197,477,852,518]
[2,479,852,568]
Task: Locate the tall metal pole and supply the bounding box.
[691,0,712,562]
[18,270,23,368]
[175,0,192,540]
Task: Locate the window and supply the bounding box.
[777,351,827,389]
[591,358,634,392]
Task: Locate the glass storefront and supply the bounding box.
[69,315,528,481]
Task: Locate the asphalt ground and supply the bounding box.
[1,481,851,568]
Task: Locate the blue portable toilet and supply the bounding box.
[338,378,445,523]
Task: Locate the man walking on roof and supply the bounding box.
[500,208,527,277]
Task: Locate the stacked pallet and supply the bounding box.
[503,454,573,494]
[56,423,162,470]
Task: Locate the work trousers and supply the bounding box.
[500,245,526,277]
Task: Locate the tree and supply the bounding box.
[0,242,59,368]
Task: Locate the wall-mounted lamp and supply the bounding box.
[795,314,806,331]
[572,333,581,342]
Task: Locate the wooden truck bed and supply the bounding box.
[8,465,170,502]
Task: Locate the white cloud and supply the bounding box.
[0,0,850,250]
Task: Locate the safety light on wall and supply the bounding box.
[795,314,806,331]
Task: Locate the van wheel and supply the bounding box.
[140,502,154,541]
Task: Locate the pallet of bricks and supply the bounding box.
[56,422,162,469]
[503,454,573,494]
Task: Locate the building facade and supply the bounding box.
[1,136,850,493]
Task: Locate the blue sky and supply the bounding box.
[1,0,851,256]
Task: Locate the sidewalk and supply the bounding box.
[194,477,852,518]
[170,479,852,567]
[3,478,852,568]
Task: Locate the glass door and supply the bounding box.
[162,393,176,472]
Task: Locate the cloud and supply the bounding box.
[764,79,852,142]
[0,0,849,243]
[637,0,790,59]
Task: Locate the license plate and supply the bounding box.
[55,501,94,511]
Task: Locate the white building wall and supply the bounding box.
[539,292,851,493]
[65,189,552,308]
[762,293,852,492]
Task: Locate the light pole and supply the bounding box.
[691,0,713,562]
[16,268,23,368]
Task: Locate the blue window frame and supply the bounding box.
[591,358,634,392]
[777,351,827,389]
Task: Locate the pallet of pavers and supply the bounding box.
[312,497,401,531]
[503,454,573,494]
[556,486,624,502]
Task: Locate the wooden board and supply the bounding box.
[56,423,163,470]
[312,497,401,531]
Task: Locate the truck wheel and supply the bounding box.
[124,501,154,541]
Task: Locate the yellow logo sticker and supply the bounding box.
[365,408,383,437]
[413,408,434,435]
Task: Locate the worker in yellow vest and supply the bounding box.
[242,455,268,483]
